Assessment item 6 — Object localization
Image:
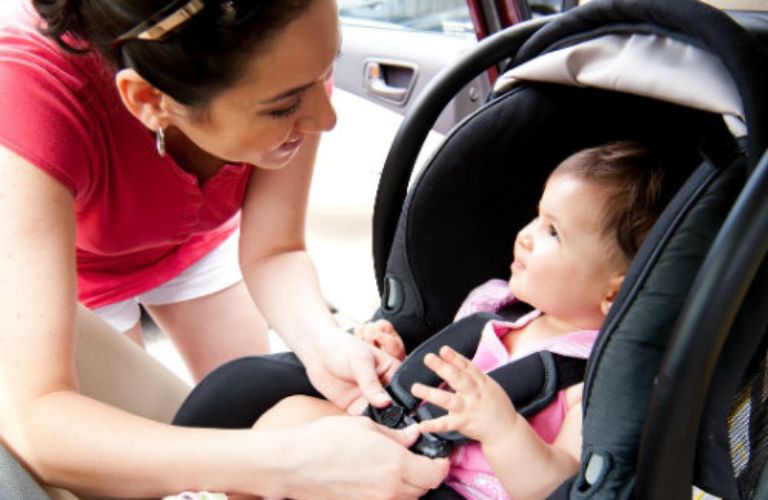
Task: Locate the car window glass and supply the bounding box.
[531,0,570,15]
[337,0,474,37]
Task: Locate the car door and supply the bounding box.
[334,0,488,135]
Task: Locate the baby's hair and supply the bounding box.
[552,141,668,263]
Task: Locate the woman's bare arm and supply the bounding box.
[0,146,446,499]
[238,135,399,413]
[0,146,292,497]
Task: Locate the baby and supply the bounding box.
[260,141,671,499]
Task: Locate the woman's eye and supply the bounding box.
[268,98,301,118]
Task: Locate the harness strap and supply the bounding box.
[418,352,587,445]
[386,312,493,411]
[367,312,588,457]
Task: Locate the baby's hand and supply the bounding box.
[353,319,406,361]
[411,346,519,443]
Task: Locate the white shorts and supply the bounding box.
[92,230,243,333]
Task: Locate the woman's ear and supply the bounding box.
[600,274,625,316]
[114,68,169,132]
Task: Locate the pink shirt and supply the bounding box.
[446,280,598,499]
[0,3,251,307]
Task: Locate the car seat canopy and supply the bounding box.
[498,32,745,136]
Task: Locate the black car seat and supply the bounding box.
[369,0,768,497]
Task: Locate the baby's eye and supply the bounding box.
[547,224,560,240]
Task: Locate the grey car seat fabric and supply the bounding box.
[0,443,49,500]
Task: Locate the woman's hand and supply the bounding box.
[279,417,449,500]
[411,346,519,443]
[304,332,402,415]
[353,319,406,361]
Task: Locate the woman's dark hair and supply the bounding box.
[552,141,671,263]
[31,0,314,107]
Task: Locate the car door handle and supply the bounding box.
[363,60,417,105]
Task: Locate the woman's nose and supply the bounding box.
[296,81,337,134]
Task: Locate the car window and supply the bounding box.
[530,0,572,15]
[337,0,475,37]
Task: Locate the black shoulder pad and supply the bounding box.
[387,312,497,410]
[367,312,588,457]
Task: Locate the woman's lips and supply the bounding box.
[279,136,304,153]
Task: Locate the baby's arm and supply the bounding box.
[354,319,406,361]
[481,393,581,499]
[412,346,580,500]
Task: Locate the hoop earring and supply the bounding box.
[156,127,166,157]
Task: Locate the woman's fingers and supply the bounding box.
[374,423,450,493]
[376,421,421,447]
[347,350,392,409]
[401,454,450,493]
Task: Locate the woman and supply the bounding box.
[0,0,448,497]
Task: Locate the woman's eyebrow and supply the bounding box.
[259,82,313,104]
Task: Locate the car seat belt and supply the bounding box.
[365,312,587,458]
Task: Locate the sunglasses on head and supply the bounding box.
[114,0,265,52]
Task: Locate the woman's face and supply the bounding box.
[167,0,339,170]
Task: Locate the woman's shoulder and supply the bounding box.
[0,3,57,56]
[0,3,111,94]
[0,17,116,197]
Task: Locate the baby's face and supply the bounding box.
[508,172,623,329]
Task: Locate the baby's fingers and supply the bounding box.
[411,382,462,413]
[437,345,473,369]
[423,351,478,393]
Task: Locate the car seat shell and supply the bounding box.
[371,0,768,497]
